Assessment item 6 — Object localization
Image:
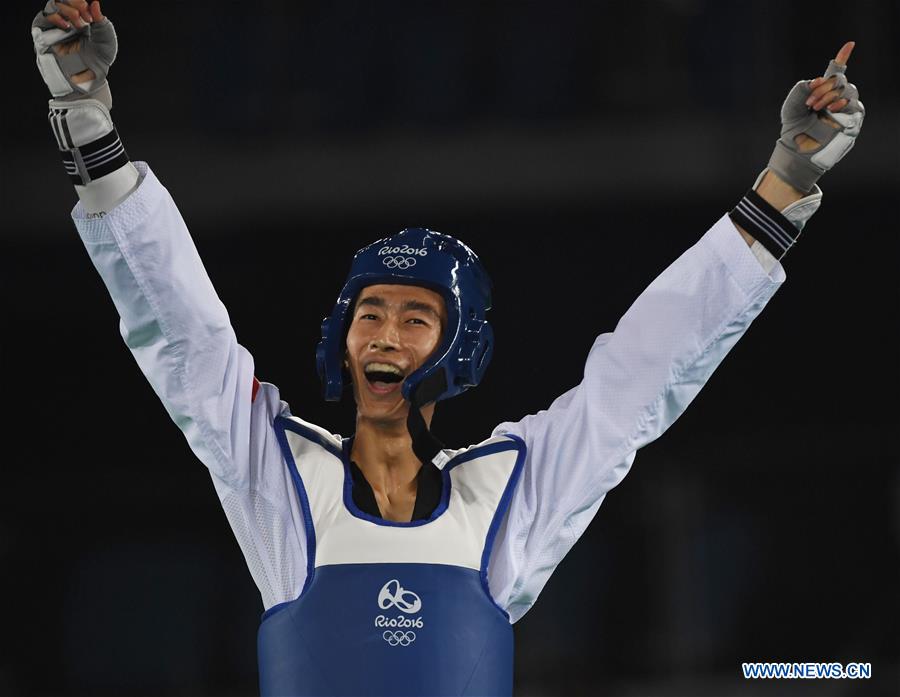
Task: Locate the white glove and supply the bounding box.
[33,1,128,186]
[768,59,865,194]
[32,0,117,108]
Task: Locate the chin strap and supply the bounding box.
[406,370,447,466]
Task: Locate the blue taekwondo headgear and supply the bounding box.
[317,227,493,404]
[316,228,493,463]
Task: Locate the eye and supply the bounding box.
[406,317,428,326]
[359,313,379,321]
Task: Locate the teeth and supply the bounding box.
[365,362,403,376]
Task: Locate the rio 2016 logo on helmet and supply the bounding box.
[316,228,494,406]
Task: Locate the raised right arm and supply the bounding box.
[33,1,310,609]
[74,163,262,485]
[73,165,310,608]
[33,0,272,486]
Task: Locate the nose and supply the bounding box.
[370,316,401,351]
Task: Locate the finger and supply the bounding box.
[90,1,105,22]
[834,41,855,67]
[812,88,843,111]
[809,77,835,97]
[61,0,92,23]
[71,0,93,23]
[56,3,88,27]
[806,77,839,105]
[827,98,849,112]
[46,11,73,29]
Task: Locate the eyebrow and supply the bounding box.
[356,295,441,319]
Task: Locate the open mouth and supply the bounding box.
[363,362,405,394]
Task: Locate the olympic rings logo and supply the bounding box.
[382,256,417,270]
[383,630,416,647]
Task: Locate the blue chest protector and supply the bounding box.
[258,416,526,697]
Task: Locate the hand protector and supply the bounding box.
[768,59,864,194]
[32,0,117,108]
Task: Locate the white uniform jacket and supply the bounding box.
[72,162,785,623]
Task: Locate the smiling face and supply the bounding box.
[345,284,448,423]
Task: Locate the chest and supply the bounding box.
[275,416,526,572]
[373,492,416,522]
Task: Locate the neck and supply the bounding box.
[350,405,436,519]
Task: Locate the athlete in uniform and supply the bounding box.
[33,2,865,695]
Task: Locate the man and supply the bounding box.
[33,1,864,695]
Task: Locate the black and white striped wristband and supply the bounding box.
[58,128,128,186]
[48,101,129,186]
[728,188,799,261]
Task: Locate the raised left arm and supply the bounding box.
[484,42,865,622]
[487,210,784,622]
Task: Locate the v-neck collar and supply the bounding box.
[348,457,444,522]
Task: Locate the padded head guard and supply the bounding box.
[316,228,493,408]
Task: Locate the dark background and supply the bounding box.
[3,1,898,695]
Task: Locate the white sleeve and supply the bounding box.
[71,161,308,610]
[486,213,786,622]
